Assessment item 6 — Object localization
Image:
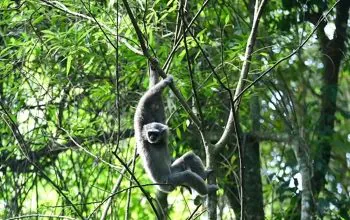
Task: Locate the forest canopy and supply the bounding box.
[0,0,349,219]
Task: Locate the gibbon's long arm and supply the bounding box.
[134,76,173,126]
[138,76,173,105]
[149,67,166,123]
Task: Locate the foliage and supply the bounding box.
[0,0,349,219]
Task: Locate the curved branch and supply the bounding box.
[214,0,341,153]
[39,0,143,55]
[214,0,267,153]
[121,0,201,128]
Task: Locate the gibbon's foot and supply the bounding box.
[164,75,173,84]
[193,195,203,206]
[192,184,219,205]
[208,184,219,193]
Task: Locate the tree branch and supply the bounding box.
[214,0,267,153]
[39,0,143,55]
[120,0,201,128]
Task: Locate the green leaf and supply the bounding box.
[32,15,44,25]
[66,55,72,75]
[176,127,182,139]
[225,14,230,25]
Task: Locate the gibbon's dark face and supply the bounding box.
[147,130,161,143]
[143,122,168,144]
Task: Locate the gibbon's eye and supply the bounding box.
[148,131,159,142]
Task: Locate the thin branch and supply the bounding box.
[39,0,143,55]
[186,204,202,220]
[125,148,137,220]
[214,0,267,152]
[6,214,75,220]
[163,0,210,72]
[214,0,340,152]
[114,153,161,219]
[233,0,341,103]
[181,5,204,123]
[61,128,123,172]
[121,0,201,128]
[99,160,133,220]
[0,103,84,218]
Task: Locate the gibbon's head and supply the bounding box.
[143,122,168,144]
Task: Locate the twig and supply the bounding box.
[121,0,201,128]
[6,214,75,220]
[99,160,133,220]
[214,0,267,152]
[39,0,143,55]
[61,128,123,172]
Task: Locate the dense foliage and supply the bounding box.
[0,0,349,219]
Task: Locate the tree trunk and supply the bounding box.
[293,136,313,220]
[243,133,264,219]
[313,0,350,197]
[155,190,168,220]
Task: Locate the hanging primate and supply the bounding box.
[134,72,218,195]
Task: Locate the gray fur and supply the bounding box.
[142,122,168,144]
[171,152,218,195]
[134,75,218,195]
[134,76,173,192]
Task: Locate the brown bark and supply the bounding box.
[313,1,350,197]
[223,171,241,219]
[242,133,264,220]
[155,191,168,220]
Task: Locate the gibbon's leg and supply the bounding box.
[170,158,186,173]
[171,152,211,180]
[168,170,209,195]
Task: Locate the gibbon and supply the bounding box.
[134,75,218,195]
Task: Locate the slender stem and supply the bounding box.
[121,0,201,128]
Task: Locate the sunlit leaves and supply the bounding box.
[0,0,349,219]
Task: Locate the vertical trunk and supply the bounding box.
[205,141,218,220]
[293,137,313,220]
[155,191,168,220]
[243,94,264,219]
[313,1,349,197]
[243,133,264,219]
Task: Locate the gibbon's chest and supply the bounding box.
[138,142,171,181]
[139,142,171,164]
[143,97,162,112]
[150,102,161,111]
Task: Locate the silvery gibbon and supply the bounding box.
[134,74,218,196]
